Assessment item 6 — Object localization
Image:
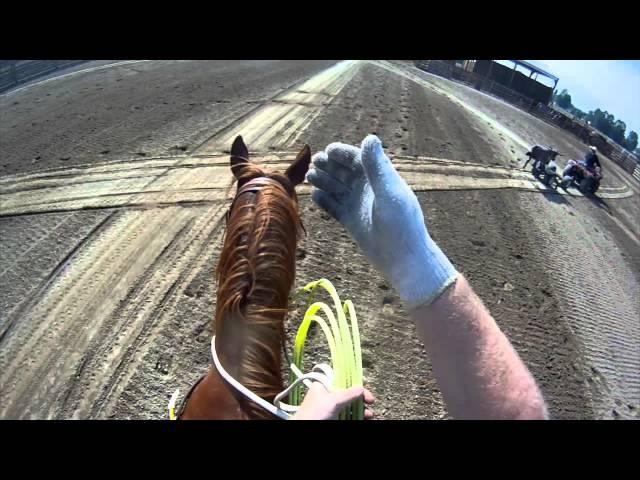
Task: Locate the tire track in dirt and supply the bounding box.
[99,216,231,419]
[0,207,199,418]
[2,154,632,217]
[0,213,114,313]
[58,214,200,417]
[0,159,233,216]
[0,182,234,418]
[424,190,595,419]
[0,212,115,343]
[301,63,405,149]
[0,213,73,276]
[519,194,640,418]
[72,202,229,419]
[195,61,360,154]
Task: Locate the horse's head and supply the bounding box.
[224,134,310,258]
[220,132,310,309]
[230,134,310,198]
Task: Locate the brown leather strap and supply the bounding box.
[176,374,207,420]
[229,177,284,209]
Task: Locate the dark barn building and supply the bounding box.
[473,60,559,105]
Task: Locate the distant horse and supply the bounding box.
[178,135,311,419]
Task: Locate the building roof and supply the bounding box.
[509,60,559,82]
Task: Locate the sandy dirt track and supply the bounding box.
[1,60,638,419]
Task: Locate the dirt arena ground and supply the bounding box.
[1,60,638,419]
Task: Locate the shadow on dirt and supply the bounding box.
[586,193,614,216]
[542,190,571,206]
[556,182,614,216]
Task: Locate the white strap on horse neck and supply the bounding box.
[210,336,333,420]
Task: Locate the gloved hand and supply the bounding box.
[307,135,458,310]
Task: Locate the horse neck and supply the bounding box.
[214,185,299,418]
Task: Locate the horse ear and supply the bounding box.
[230,135,250,179]
[285,144,311,186]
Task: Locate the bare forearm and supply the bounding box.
[412,275,548,419]
[305,134,548,419]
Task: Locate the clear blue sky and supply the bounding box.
[496,60,640,135]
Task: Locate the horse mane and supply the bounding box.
[215,163,302,419]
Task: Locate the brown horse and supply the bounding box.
[179,135,311,419]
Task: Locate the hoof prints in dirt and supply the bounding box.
[0,202,228,419]
[302,63,503,168]
[424,190,594,419]
[519,194,640,418]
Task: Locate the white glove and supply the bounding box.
[307,135,458,310]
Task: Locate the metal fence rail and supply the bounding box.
[0,60,87,93]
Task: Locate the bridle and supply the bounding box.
[170,336,334,420]
[225,175,305,234]
[226,176,287,219]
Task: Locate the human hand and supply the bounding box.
[307,134,458,309]
[290,383,375,420]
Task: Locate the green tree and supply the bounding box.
[625,131,638,152]
[610,120,627,145]
[555,90,634,151]
[587,109,614,137]
[555,89,572,109]
[573,109,586,119]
